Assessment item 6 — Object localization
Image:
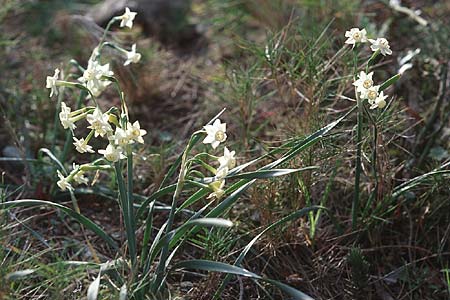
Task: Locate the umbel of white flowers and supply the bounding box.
[49,8,151,191]
[55,109,147,190]
[345,27,394,109]
[55,104,147,190]
[344,27,393,56]
[201,119,238,200]
[45,7,141,99]
[353,71,388,109]
[50,6,234,202]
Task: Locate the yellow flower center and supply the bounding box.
[215,130,225,142]
[368,90,378,100]
[132,128,140,137]
[353,32,361,40]
[363,79,373,89]
[84,69,96,81]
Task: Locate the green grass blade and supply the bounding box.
[143,223,167,276]
[115,162,136,266]
[380,74,401,91]
[185,218,233,228]
[141,200,156,266]
[38,148,66,174]
[148,216,231,291]
[158,109,226,189]
[235,206,320,265]
[174,260,314,300]
[0,199,118,250]
[87,270,101,300]
[391,169,450,198]
[214,206,320,299]
[175,188,209,213]
[119,284,127,300]
[264,279,314,300]
[5,269,36,281]
[265,109,353,170]
[136,184,177,218]
[175,259,259,277]
[150,217,233,263]
[227,167,318,180]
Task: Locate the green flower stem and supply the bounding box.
[115,161,137,268]
[352,90,363,230]
[101,41,127,54]
[362,105,379,216]
[99,17,118,47]
[126,147,136,267]
[84,130,95,143]
[79,165,112,172]
[51,93,63,153]
[55,81,97,105]
[68,106,95,118]
[153,134,197,293]
[60,91,86,164]
[367,50,380,70]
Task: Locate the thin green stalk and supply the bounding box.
[126,149,136,267]
[60,130,73,164]
[60,91,86,163]
[141,201,155,268]
[115,162,137,268]
[51,95,63,153]
[153,134,197,293]
[312,159,340,236]
[362,105,378,216]
[352,91,363,230]
[97,17,118,54]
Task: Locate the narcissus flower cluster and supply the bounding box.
[48,8,147,191]
[55,99,147,189]
[46,7,141,99]
[202,119,237,200]
[345,26,396,110]
[344,27,392,56]
[353,71,388,109]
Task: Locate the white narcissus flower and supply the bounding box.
[73,170,89,185]
[112,127,131,147]
[59,102,76,130]
[360,85,380,102]
[389,0,401,6]
[98,144,126,162]
[215,166,229,180]
[78,60,114,97]
[57,170,73,191]
[369,38,393,56]
[72,164,89,185]
[207,180,225,200]
[119,7,137,28]
[60,101,71,117]
[345,28,368,46]
[398,63,413,75]
[203,119,227,149]
[353,71,374,94]
[73,137,94,154]
[46,68,60,97]
[86,108,112,137]
[370,91,388,109]
[126,121,147,143]
[218,147,236,170]
[124,44,142,66]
